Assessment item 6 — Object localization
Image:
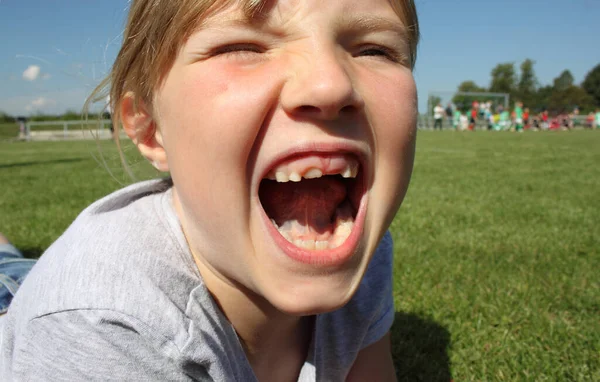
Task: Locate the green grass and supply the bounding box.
[0,131,598,380]
[0,123,19,139]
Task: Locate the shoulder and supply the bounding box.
[1,180,210,378]
[6,179,200,329]
[343,231,394,328]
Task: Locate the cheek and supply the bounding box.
[367,72,417,163]
[154,64,281,240]
[366,72,417,218]
[158,65,270,175]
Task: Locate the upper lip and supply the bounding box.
[255,140,369,189]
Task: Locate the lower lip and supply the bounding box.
[261,195,367,268]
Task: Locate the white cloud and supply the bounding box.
[24,97,57,111]
[22,65,41,81]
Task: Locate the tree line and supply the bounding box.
[440,61,600,114]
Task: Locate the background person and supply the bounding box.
[0,234,36,316]
[434,102,444,130]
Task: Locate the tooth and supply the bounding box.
[289,172,302,182]
[301,240,316,250]
[330,233,348,249]
[275,171,289,182]
[270,219,278,228]
[304,168,323,179]
[279,229,292,242]
[341,165,353,178]
[333,218,354,237]
[337,223,353,236]
[315,241,328,250]
[293,239,304,248]
[350,163,359,178]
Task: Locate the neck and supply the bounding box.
[197,259,313,380]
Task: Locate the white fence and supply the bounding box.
[20,119,114,141]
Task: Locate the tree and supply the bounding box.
[452,81,486,112]
[517,59,537,107]
[548,86,594,113]
[533,85,553,112]
[553,70,574,92]
[62,110,82,121]
[546,70,594,112]
[582,63,600,107]
[0,111,15,123]
[489,63,517,97]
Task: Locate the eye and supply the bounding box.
[211,43,265,58]
[355,45,407,64]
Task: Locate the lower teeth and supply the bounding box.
[271,206,354,251]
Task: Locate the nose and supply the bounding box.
[280,46,365,120]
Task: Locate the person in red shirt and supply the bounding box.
[469,106,478,131]
[540,109,549,130]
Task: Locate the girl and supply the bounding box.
[1,0,420,380]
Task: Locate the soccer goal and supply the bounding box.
[423,90,510,130]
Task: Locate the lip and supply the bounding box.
[255,141,369,268]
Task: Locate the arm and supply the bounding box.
[346,332,396,382]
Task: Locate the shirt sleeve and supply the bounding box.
[360,231,395,348]
[10,309,206,381]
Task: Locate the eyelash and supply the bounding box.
[356,45,405,63]
[211,43,264,58]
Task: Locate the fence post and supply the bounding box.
[25,122,31,141]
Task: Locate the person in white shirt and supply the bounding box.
[433,103,444,130]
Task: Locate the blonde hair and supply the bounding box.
[86,0,419,147]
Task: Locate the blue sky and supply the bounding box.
[1,0,599,116]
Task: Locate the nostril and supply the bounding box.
[298,105,320,114]
[296,105,357,116]
[340,105,356,114]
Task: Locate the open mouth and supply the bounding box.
[258,153,365,253]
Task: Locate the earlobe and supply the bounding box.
[121,93,169,172]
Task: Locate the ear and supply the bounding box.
[121,92,169,172]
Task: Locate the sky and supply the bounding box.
[1,0,599,116]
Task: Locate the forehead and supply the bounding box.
[201,0,406,29]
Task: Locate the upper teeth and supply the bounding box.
[267,163,358,183]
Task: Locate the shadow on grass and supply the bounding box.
[0,158,84,169]
[20,247,44,259]
[391,312,452,382]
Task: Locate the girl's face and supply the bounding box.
[153,0,416,314]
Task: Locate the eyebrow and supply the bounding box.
[337,15,408,37]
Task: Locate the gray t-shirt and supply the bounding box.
[0,180,394,381]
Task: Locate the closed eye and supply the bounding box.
[355,45,407,64]
[211,43,265,58]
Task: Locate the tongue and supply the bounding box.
[260,177,347,234]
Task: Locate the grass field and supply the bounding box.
[0,131,598,380]
[0,122,19,140]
